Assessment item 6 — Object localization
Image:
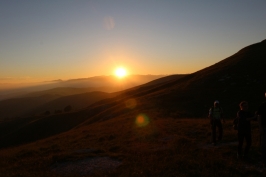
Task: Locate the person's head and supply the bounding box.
[265,92,266,98]
[214,100,219,107]
[239,101,248,111]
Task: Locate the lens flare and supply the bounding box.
[135,114,149,127]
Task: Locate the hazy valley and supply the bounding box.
[0,75,166,119]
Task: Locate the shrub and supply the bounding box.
[64,105,72,112]
[54,110,62,114]
[43,110,50,115]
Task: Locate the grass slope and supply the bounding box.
[0,74,167,119]
[0,116,264,177]
[0,40,266,176]
[24,91,119,117]
[0,94,59,119]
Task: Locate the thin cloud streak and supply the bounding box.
[103,16,115,30]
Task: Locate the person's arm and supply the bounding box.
[208,108,213,124]
[208,108,212,118]
[246,116,257,121]
[246,113,257,121]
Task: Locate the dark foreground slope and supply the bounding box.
[0,118,264,176]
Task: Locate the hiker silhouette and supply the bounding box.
[208,100,225,146]
[236,101,257,159]
[257,92,266,164]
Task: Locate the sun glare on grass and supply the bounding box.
[115,67,127,78]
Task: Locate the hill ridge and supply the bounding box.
[1,39,266,149]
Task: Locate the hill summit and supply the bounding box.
[86,39,266,119]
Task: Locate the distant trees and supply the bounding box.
[42,105,72,116]
[43,110,50,116]
[54,109,62,114]
[64,105,72,112]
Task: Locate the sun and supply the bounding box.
[115,67,127,78]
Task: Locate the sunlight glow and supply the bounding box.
[115,67,127,78]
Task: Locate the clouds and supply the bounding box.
[0,76,40,85]
[103,16,115,30]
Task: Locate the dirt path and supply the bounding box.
[51,140,265,176]
[51,148,122,176]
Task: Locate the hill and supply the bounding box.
[0,88,115,119]
[113,39,266,118]
[0,75,166,119]
[1,39,266,147]
[19,87,115,98]
[0,40,266,176]
[0,75,165,101]
[24,91,119,117]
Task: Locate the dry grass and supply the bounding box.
[0,115,265,177]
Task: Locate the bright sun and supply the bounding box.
[115,67,127,78]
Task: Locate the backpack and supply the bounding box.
[209,106,223,118]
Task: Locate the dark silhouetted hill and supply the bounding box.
[79,39,266,121]
[0,75,165,119]
[24,91,119,117]
[0,40,266,149]
[0,87,113,119]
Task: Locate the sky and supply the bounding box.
[0,0,266,84]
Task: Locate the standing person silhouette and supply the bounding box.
[209,100,225,146]
[236,101,257,159]
[258,92,266,164]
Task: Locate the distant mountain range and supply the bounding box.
[0,75,166,100]
[0,39,266,149]
[0,75,167,119]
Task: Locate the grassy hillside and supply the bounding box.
[116,39,266,118]
[0,117,264,176]
[0,94,59,119]
[24,91,120,117]
[0,39,265,143]
[0,40,266,176]
[0,75,167,119]
[0,90,116,120]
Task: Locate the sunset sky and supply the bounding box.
[1,0,266,84]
